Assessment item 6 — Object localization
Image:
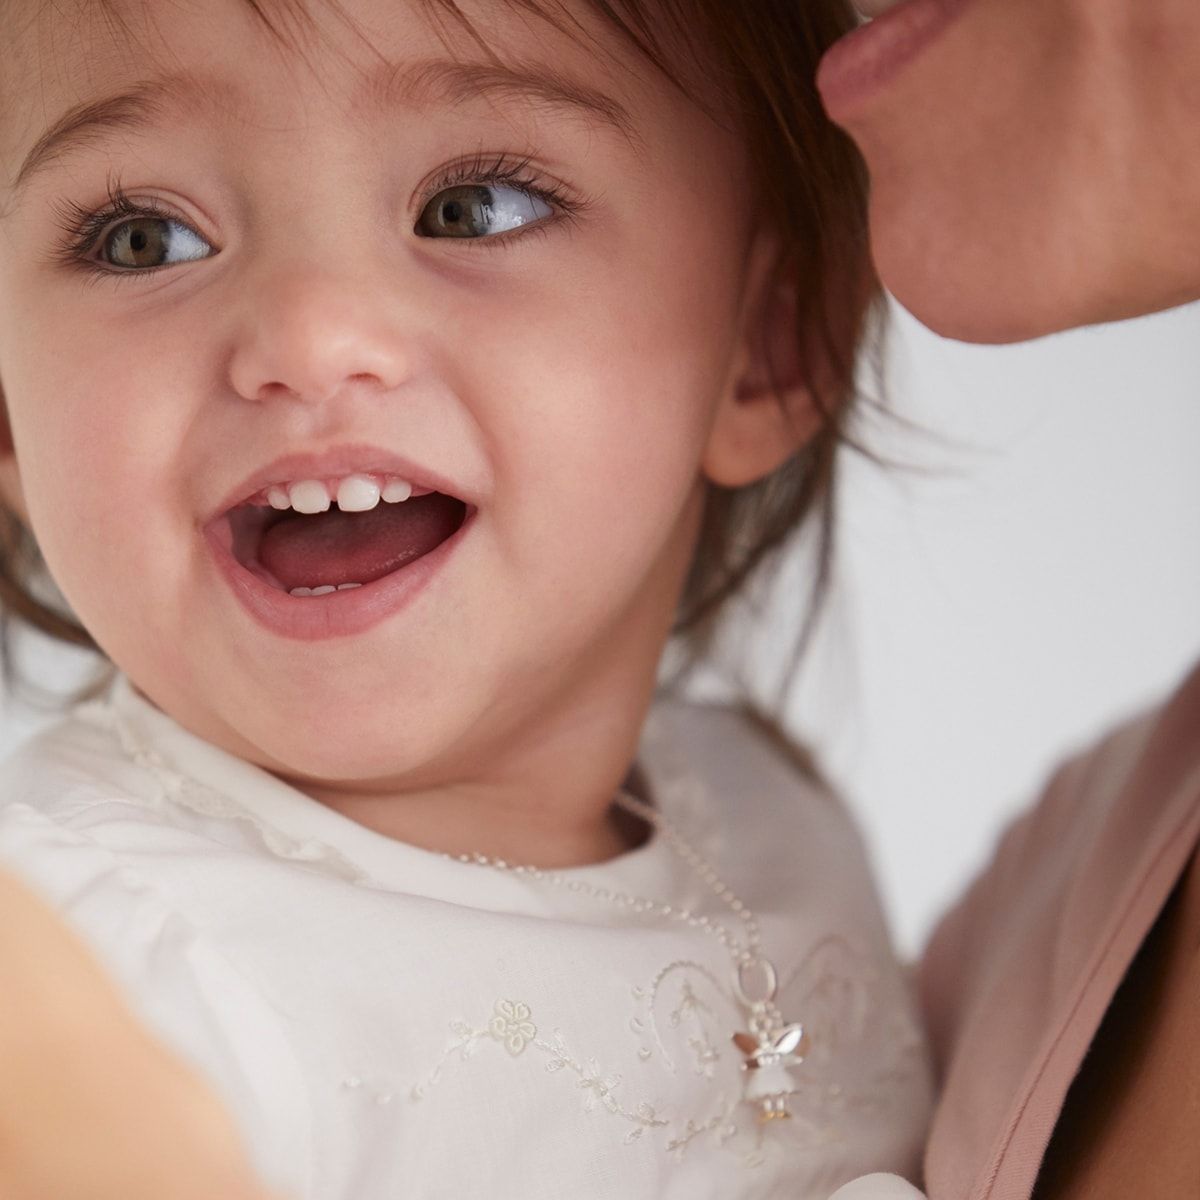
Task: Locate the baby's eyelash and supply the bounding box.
[422,150,584,217]
[47,174,176,276]
[416,150,589,251]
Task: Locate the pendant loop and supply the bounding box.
[733,955,778,1008]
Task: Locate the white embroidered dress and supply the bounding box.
[0,675,932,1200]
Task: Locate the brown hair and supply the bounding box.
[0,0,876,707]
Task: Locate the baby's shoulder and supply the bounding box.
[648,693,833,792]
[0,698,233,925]
[0,705,311,1194]
[644,694,860,852]
[0,699,169,839]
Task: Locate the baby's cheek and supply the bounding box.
[10,364,195,644]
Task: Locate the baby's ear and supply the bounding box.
[702,230,824,489]
[0,383,29,524]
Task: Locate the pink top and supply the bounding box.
[919,660,1200,1200]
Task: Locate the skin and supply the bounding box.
[826,0,1200,343]
[822,0,1200,1194]
[0,1,818,1193]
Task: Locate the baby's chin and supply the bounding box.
[121,668,473,796]
[234,705,476,790]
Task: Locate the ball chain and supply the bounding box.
[442,788,764,970]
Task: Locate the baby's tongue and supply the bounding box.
[259,494,460,590]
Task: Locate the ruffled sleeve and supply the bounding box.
[0,802,312,1199]
[828,1173,927,1200]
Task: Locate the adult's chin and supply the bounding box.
[863,172,1131,345]
[867,169,1200,344]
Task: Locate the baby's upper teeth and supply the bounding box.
[381,478,413,504]
[289,480,331,514]
[336,474,381,512]
[258,473,416,514]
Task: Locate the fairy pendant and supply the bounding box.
[731,956,810,1122]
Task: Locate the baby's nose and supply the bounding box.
[225,262,420,407]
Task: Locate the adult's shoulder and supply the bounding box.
[921,661,1200,1048]
[919,660,1200,1200]
[928,700,1160,953]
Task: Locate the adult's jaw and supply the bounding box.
[818,0,1200,344]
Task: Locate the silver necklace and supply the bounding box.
[444,789,810,1123]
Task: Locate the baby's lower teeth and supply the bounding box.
[288,582,363,597]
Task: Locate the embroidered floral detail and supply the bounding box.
[644,961,726,1073]
[571,1056,623,1112]
[540,1031,669,1138]
[667,975,720,1076]
[665,1113,737,1159]
[687,1033,719,1077]
[406,1006,670,1142]
[623,935,932,1165]
[489,999,537,1056]
[352,942,929,1170]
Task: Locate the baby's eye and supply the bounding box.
[416,184,553,239]
[100,216,213,270]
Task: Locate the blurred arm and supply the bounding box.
[0,867,281,1200]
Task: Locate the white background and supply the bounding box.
[2,298,1198,954]
[765,298,1200,952]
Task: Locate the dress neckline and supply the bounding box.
[87,673,719,918]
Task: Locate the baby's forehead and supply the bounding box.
[2,0,684,177]
[7,0,658,110]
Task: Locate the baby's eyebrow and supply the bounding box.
[387,58,640,149]
[10,57,640,198]
[12,72,245,197]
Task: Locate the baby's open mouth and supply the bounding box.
[223,475,468,596]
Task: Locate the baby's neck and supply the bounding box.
[296,777,648,867]
[279,706,656,869]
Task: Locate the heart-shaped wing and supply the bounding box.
[773,1023,807,1058]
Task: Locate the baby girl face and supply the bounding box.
[0,0,777,795]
